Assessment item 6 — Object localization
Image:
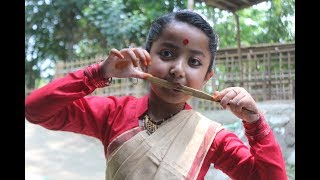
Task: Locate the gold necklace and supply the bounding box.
[143,109,184,135]
[143,103,186,135]
[144,114,158,135]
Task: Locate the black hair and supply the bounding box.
[145,9,219,73]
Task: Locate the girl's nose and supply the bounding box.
[169,59,185,78]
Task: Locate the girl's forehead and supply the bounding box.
[157,22,210,52]
[164,21,206,36]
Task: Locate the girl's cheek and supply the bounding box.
[149,66,164,76]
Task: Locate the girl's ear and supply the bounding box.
[203,71,214,86]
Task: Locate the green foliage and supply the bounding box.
[25,0,295,89]
[194,0,295,48]
[25,0,187,88]
[25,0,92,88]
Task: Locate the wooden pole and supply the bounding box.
[188,0,194,10]
[233,11,243,86]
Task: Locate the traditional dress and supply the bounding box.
[106,110,222,180]
[25,63,287,180]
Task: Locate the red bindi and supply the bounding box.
[182,38,189,45]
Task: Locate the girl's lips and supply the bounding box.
[173,88,183,92]
[171,83,184,92]
[173,83,182,92]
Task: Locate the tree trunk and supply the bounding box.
[233,11,243,86]
[188,0,194,10]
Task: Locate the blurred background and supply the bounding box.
[25,0,295,179]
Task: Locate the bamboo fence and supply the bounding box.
[28,42,295,112]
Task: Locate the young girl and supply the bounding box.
[25,10,287,180]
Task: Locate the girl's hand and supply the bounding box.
[100,48,151,79]
[213,87,260,123]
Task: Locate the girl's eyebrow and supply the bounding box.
[160,42,179,50]
[189,49,205,57]
[160,42,206,57]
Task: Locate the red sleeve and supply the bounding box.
[199,114,287,180]
[25,63,114,140]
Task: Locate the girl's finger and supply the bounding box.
[212,91,220,101]
[125,49,139,67]
[220,89,238,109]
[229,89,244,105]
[142,49,152,66]
[134,48,147,66]
[110,48,124,59]
[218,87,235,96]
[132,69,149,79]
[229,93,246,113]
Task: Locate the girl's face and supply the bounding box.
[147,21,214,104]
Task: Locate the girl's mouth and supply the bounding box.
[172,83,184,92]
[173,88,183,92]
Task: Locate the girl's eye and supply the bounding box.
[189,58,202,66]
[159,50,174,59]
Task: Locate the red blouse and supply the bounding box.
[25,63,287,180]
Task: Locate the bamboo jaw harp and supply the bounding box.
[144,75,219,102]
[144,74,255,113]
